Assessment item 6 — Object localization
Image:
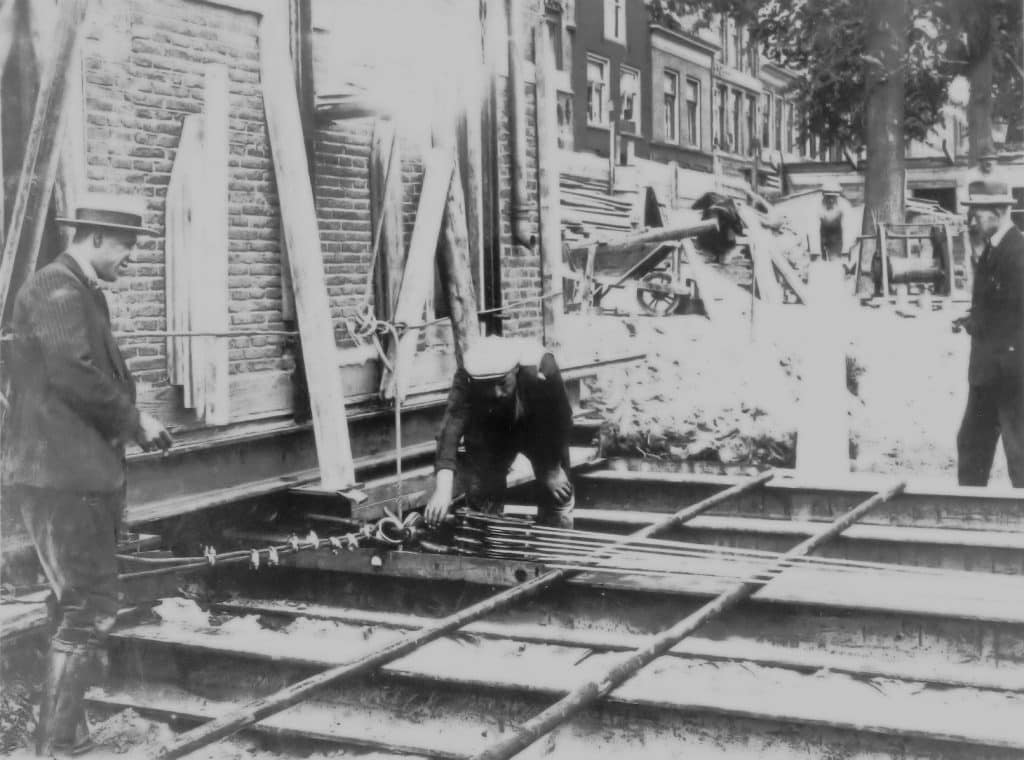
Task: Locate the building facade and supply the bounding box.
[566,0,814,190]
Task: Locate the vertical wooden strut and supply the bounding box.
[0,0,88,324]
[259,10,355,489]
[470,480,907,760]
[152,471,776,760]
[534,19,562,345]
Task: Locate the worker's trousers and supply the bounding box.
[957,376,1024,488]
[9,485,122,645]
[459,447,574,528]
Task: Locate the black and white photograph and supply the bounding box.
[0,0,1023,757]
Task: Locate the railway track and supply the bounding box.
[56,463,1024,757]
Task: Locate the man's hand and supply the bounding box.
[952,314,973,335]
[425,469,455,527]
[136,412,173,453]
[544,466,572,503]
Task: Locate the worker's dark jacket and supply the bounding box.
[967,225,1024,386]
[2,254,139,493]
[435,353,573,476]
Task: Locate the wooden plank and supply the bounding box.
[259,9,355,488]
[89,684,468,760]
[455,38,484,323]
[369,120,404,317]
[195,63,230,425]
[737,205,783,304]
[534,19,561,344]
[769,248,808,304]
[380,147,454,401]
[0,0,88,323]
[165,117,202,406]
[110,620,1024,751]
[796,261,848,476]
[438,155,479,366]
[221,598,1024,693]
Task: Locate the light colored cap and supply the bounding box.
[463,336,521,381]
[821,180,842,196]
[965,178,1014,207]
[55,193,156,235]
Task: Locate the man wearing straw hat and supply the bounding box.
[425,336,575,529]
[2,194,172,755]
[953,178,1024,487]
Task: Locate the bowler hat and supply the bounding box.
[55,193,156,235]
[965,178,1014,207]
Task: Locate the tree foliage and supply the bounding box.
[650,0,1022,151]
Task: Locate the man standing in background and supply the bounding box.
[954,179,1024,488]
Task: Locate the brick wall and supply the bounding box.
[80,0,546,403]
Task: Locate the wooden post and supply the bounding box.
[439,155,480,366]
[259,11,355,489]
[608,100,616,194]
[534,20,561,345]
[796,260,849,477]
[470,481,907,760]
[152,472,775,760]
[0,0,88,324]
[197,64,230,425]
[380,147,455,402]
[369,121,404,316]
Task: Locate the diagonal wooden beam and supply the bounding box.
[0,0,88,324]
[259,8,355,489]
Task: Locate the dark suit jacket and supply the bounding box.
[435,352,573,475]
[2,254,140,492]
[967,225,1024,386]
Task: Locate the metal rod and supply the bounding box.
[470,480,906,760]
[152,470,775,759]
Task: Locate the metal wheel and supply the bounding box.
[636,271,681,316]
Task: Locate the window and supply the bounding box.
[587,56,610,126]
[685,78,700,147]
[546,17,563,71]
[663,70,678,143]
[745,94,756,154]
[731,90,742,153]
[619,66,640,132]
[604,0,625,43]
[744,28,757,75]
[774,95,783,151]
[761,93,771,150]
[715,84,728,149]
[732,22,744,71]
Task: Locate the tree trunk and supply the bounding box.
[857,0,908,296]
[966,15,997,162]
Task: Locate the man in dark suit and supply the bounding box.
[954,179,1024,487]
[424,337,575,529]
[2,195,172,755]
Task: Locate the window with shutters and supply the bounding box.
[663,70,678,143]
[686,78,700,147]
[587,55,610,126]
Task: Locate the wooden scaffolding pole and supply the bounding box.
[259,9,355,489]
[380,146,454,401]
[438,154,480,366]
[0,0,88,324]
[534,19,562,345]
[152,472,776,760]
[471,480,907,760]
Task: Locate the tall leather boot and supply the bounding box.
[52,646,98,756]
[35,641,74,756]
